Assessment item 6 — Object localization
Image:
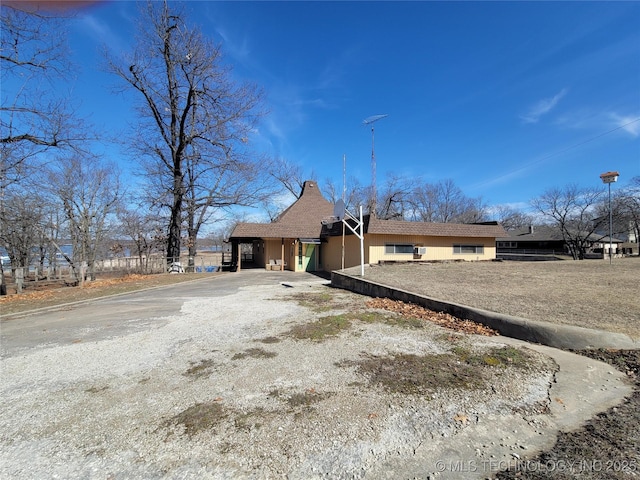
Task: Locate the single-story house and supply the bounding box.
[497,225,625,257]
[229,180,506,272]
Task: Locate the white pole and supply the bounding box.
[359,205,365,277]
[608,182,613,266]
[342,154,346,271]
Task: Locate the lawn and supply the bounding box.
[361,257,639,338]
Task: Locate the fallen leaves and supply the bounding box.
[453,412,469,424]
[365,297,499,336]
[82,274,150,289]
[0,289,55,303]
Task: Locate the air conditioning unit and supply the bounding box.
[414,247,427,255]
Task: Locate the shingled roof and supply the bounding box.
[366,216,507,238]
[230,181,334,240]
[231,182,507,241]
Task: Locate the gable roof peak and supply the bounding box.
[300,180,320,196]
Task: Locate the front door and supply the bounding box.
[303,244,316,272]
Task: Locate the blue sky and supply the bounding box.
[66,1,639,215]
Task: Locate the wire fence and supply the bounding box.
[1,252,235,295]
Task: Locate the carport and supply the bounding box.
[228,181,334,272]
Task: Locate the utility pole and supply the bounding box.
[362,114,388,216]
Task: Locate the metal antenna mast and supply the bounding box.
[362,114,388,216]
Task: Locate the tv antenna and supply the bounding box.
[362,114,388,215]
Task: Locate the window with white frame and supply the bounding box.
[385,243,414,254]
[453,244,484,254]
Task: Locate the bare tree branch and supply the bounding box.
[106,1,268,265]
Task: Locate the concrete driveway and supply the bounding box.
[0,270,327,358]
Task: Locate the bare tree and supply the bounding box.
[322,175,373,216]
[107,1,265,265]
[492,205,534,231]
[531,184,606,260]
[43,155,121,281]
[452,196,488,224]
[0,4,87,187]
[183,153,273,269]
[1,4,90,293]
[374,175,413,220]
[613,176,640,246]
[268,157,316,199]
[116,204,166,272]
[0,191,46,270]
[409,179,487,223]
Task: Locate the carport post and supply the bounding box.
[236,241,241,272]
[281,239,285,271]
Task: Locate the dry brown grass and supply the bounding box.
[362,258,639,338]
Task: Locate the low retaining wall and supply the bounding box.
[497,254,563,261]
[331,271,639,350]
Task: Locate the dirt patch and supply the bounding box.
[345,352,484,394]
[343,345,538,397]
[257,336,281,344]
[285,291,335,312]
[183,359,216,378]
[498,349,640,480]
[283,314,353,341]
[286,388,334,410]
[231,347,278,360]
[166,401,227,437]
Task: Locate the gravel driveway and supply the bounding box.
[0,272,630,479]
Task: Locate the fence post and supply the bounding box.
[15,267,24,294]
[80,262,86,287]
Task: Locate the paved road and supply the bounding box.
[0,270,328,358]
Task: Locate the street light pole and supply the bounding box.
[600,171,619,265]
[607,182,612,265]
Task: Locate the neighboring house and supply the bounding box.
[229,180,506,272]
[616,221,639,256]
[497,225,624,258]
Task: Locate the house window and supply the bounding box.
[385,243,414,254]
[497,241,517,248]
[453,244,484,254]
[298,242,303,266]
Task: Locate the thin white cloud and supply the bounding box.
[520,88,568,124]
[555,110,640,138]
[610,113,640,137]
[215,27,252,65]
[75,13,128,54]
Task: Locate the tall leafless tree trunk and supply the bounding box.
[107,1,265,266]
